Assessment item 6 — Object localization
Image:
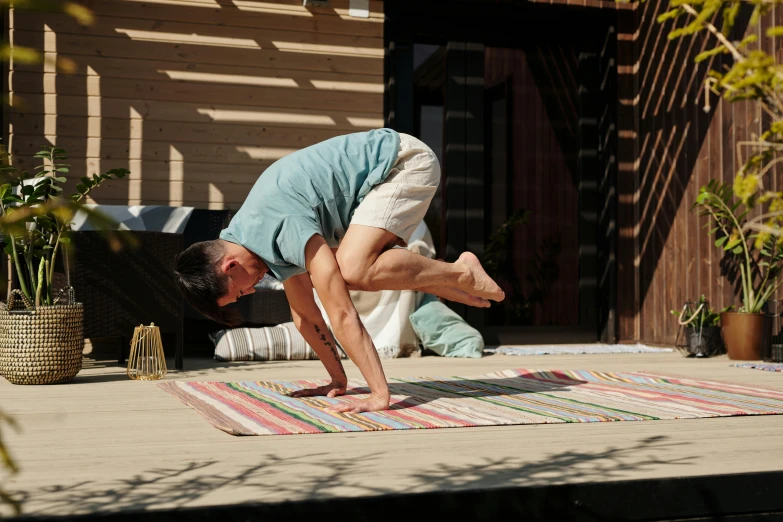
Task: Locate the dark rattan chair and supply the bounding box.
[70,231,185,370]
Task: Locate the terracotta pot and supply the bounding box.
[720,312,765,360]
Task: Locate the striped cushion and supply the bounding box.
[211,322,319,362]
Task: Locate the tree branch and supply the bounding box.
[681,3,744,62]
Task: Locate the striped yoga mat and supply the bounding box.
[158,369,783,436]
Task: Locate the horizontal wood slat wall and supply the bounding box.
[8,0,384,209]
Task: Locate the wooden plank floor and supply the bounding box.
[1,351,782,518]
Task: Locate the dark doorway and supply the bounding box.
[386,1,617,344]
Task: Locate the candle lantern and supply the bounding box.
[127,323,167,380]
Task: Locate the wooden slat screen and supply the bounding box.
[8,0,384,209]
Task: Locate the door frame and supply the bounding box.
[385,0,618,345]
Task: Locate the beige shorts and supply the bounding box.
[351,133,440,245]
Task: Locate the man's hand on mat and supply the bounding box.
[327,393,390,414]
[290,380,347,399]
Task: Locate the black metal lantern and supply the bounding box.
[674,299,724,358]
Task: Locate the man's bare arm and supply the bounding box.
[304,234,390,412]
[283,273,347,398]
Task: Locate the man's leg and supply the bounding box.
[334,245,488,307]
[335,224,504,305]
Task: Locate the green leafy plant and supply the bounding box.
[694,180,783,313]
[483,209,530,278]
[0,3,95,516]
[0,146,128,307]
[482,210,563,324]
[670,294,730,327]
[660,1,783,239]
[0,0,93,75]
[656,1,783,312]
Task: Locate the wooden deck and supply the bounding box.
[2,351,783,520]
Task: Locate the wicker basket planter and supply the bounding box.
[0,289,84,385]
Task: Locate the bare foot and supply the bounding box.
[420,285,491,308]
[455,252,505,302]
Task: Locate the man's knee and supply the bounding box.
[335,251,373,291]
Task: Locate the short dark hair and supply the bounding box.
[173,240,241,326]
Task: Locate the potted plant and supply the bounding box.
[0,146,127,384]
[671,295,728,357]
[694,180,783,360]
[658,1,783,360]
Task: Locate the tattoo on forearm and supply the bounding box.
[330,346,343,372]
[314,325,345,377]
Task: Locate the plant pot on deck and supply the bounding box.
[720,311,764,361]
[0,289,84,385]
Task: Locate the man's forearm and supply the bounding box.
[329,311,389,399]
[304,235,390,408]
[294,315,347,384]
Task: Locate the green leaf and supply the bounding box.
[21,185,34,196]
[695,45,727,63]
[739,34,758,46]
[59,236,71,244]
[53,177,67,183]
[76,184,86,193]
[733,245,743,254]
[107,168,129,179]
[3,243,12,255]
[80,176,92,186]
[657,8,680,23]
[55,168,69,173]
[715,236,728,247]
[0,184,9,200]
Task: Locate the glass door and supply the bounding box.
[386,1,616,344]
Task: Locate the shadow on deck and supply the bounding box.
[10,435,783,521]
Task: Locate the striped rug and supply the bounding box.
[158,369,783,436]
[733,363,783,373]
[484,344,673,356]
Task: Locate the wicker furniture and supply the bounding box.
[70,231,184,370]
[0,289,84,385]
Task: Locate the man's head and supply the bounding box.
[173,240,267,326]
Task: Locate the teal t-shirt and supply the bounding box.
[219,128,401,281]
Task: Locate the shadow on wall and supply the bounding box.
[9,0,384,209]
[632,0,754,343]
[6,435,695,518]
